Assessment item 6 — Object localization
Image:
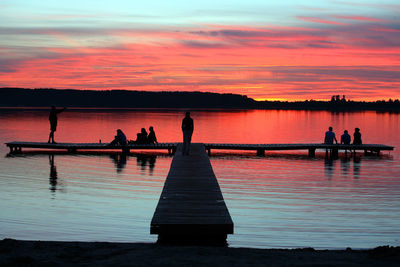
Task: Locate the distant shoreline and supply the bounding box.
[0,107,399,113]
[1,239,399,266]
[1,88,400,111]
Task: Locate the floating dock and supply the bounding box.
[5,141,394,157]
[150,143,233,245]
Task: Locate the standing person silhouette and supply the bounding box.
[48,106,66,143]
[181,112,194,155]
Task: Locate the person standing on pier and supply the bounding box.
[182,112,194,155]
[48,106,66,144]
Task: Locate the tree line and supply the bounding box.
[0,88,399,111]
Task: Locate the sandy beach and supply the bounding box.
[0,239,398,266]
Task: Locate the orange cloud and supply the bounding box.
[1,19,400,101]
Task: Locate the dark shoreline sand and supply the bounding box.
[0,239,399,266]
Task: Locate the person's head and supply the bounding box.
[141,128,146,134]
[329,126,333,131]
[185,111,190,117]
[149,126,154,132]
[355,127,360,132]
[117,129,122,134]
[344,130,348,134]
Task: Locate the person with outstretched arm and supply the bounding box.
[48,106,66,144]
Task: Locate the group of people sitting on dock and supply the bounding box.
[110,127,158,146]
[324,127,362,145]
[47,107,194,155]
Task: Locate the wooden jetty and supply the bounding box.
[5,141,178,154]
[204,143,394,157]
[150,143,233,245]
[5,141,394,157]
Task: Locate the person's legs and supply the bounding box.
[48,131,55,143]
[182,131,188,155]
[186,131,192,154]
[182,130,193,155]
[48,131,53,143]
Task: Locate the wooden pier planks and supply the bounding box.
[5,141,177,154]
[5,141,394,157]
[204,143,394,156]
[150,143,233,243]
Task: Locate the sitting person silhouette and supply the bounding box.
[110,129,127,146]
[135,128,148,144]
[324,126,337,144]
[147,126,158,144]
[340,130,351,145]
[353,128,362,145]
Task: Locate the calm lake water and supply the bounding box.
[0,109,399,249]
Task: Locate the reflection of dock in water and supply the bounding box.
[5,141,394,157]
[150,143,233,245]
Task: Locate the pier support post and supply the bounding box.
[10,146,22,154]
[207,148,211,156]
[308,148,316,157]
[256,149,265,156]
[168,147,177,155]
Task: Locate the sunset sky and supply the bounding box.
[1,0,400,101]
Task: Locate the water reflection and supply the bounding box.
[353,157,361,178]
[137,154,157,176]
[108,153,158,175]
[49,154,58,192]
[324,158,334,180]
[340,157,350,177]
[109,153,127,173]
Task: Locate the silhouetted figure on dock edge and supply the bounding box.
[341,130,351,156]
[340,130,351,145]
[182,112,194,155]
[353,128,362,145]
[148,126,158,144]
[48,106,66,144]
[324,126,338,144]
[110,129,127,146]
[135,128,148,144]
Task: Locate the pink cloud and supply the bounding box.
[296,16,348,25]
[332,15,386,22]
[1,16,400,101]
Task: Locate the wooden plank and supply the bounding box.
[4,141,394,156]
[5,141,177,153]
[204,143,394,151]
[150,143,233,244]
